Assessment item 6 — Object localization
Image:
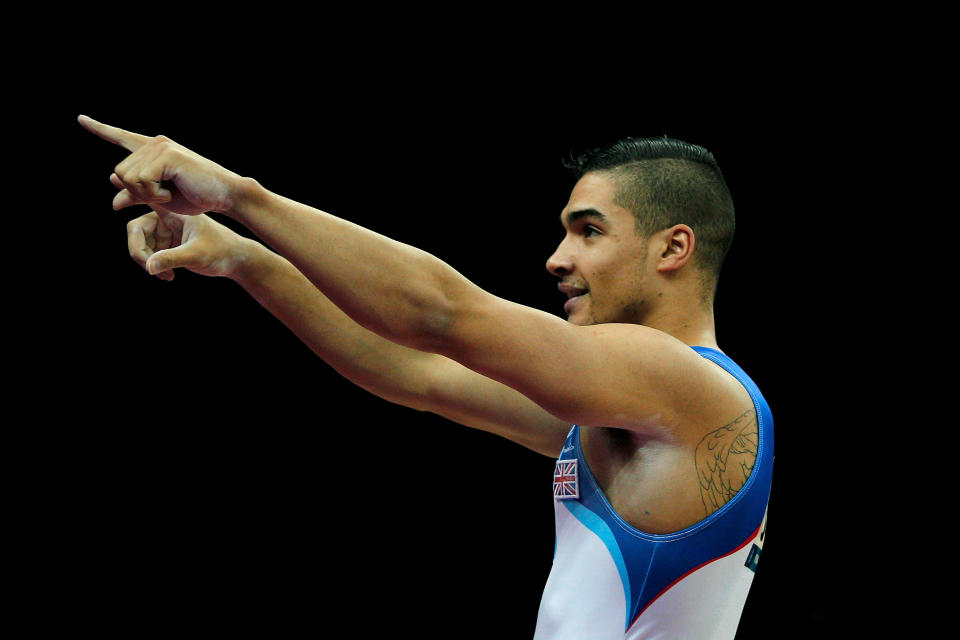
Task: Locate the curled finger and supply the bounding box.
[113,188,140,210]
[114,153,149,203]
[114,143,170,206]
[134,143,174,204]
[126,213,158,270]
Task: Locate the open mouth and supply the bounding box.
[558,283,589,313]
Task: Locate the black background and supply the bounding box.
[25,36,868,638]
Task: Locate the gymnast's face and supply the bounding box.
[546,172,657,326]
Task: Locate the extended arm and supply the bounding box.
[83,116,736,442]
[232,238,571,456]
[223,182,716,434]
[124,209,570,456]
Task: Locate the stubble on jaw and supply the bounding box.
[619,300,645,324]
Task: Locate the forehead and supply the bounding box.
[560,171,632,226]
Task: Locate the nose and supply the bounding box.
[546,237,574,277]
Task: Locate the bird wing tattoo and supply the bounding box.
[695,409,759,516]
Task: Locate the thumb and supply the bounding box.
[146,246,193,275]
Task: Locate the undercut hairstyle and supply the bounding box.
[564,137,736,300]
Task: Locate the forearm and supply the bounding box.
[229,238,440,407]
[230,238,570,457]
[227,179,473,352]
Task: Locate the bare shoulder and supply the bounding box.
[436,290,750,446]
[582,344,760,531]
[575,323,753,441]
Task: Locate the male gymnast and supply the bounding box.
[80,115,773,639]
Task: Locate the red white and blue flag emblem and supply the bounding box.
[553,459,579,500]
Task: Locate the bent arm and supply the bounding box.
[230,239,570,456]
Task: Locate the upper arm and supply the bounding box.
[430,285,730,443]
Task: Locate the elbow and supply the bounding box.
[403,295,457,354]
[353,277,457,354]
[376,256,480,356]
[401,276,480,356]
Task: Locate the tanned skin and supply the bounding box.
[80,116,757,534]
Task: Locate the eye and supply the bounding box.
[583,225,601,238]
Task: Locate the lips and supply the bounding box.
[563,293,588,314]
[558,282,589,314]
[558,282,589,298]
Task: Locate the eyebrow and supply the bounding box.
[562,208,607,227]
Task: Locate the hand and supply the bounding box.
[78,115,246,216]
[128,207,254,281]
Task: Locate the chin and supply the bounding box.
[566,311,594,326]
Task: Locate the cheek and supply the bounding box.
[601,266,647,317]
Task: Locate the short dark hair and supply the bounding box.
[564,137,736,298]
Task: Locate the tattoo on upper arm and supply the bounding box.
[695,409,758,516]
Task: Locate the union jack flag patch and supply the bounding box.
[553,459,579,500]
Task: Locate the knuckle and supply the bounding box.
[117,168,136,185]
[127,214,150,231]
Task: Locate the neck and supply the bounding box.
[641,299,719,350]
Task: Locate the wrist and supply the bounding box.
[225,236,270,284]
[224,175,270,224]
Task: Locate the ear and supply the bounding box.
[656,224,695,273]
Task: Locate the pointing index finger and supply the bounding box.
[77,114,151,152]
